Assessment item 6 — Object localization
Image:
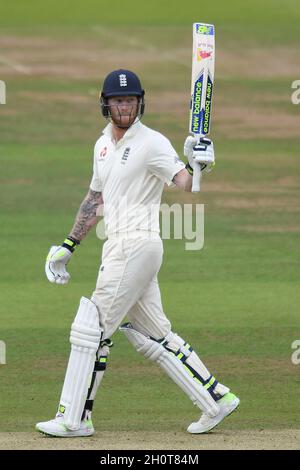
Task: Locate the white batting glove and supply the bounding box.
[45,246,72,284]
[193,138,215,165]
[184,135,197,168]
[45,237,80,284]
[184,136,215,173]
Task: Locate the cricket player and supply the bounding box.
[36,69,239,437]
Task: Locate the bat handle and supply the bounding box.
[192,161,201,193]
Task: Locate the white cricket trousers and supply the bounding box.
[91,234,171,340]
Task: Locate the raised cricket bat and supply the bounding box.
[189,22,215,192]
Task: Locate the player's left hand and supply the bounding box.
[184,136,215,173]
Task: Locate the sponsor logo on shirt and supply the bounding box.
[121,147,130,165]
[98,146,107,160]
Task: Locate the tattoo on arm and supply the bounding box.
[69,189,103,242]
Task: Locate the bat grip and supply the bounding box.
[192,162,201,193]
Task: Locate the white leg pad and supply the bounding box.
[120,324,219,417]
[164,331,230,398]
[59,297,103,430]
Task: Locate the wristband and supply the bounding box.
[62,236,80,253]
[185,163,194,176]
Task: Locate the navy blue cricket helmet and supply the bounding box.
[100,69,145,118]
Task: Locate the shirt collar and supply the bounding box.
[103,119,142,142]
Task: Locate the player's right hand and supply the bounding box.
[45,246,72,285]
[183,136,197,168]
[184,136,215,173]
[192,138,215,165]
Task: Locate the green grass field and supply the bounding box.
[0,0,300,447]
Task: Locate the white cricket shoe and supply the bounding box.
[187,392,240,434]
[36,413,94,437]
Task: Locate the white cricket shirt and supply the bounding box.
[90,121,185,237]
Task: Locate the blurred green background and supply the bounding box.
[0,0,299,438]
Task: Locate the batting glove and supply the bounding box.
[184,136,215,174]
[45,237,79,285]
